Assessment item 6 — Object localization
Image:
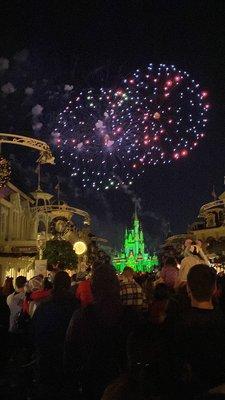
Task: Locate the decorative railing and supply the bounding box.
[31,204,91,225]
[0,133,55,164]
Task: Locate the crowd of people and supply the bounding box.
[1,244,225,400]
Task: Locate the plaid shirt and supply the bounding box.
[120,279,146,309]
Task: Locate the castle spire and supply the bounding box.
[134,198,139,220]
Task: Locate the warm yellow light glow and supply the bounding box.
[73,241,87,255]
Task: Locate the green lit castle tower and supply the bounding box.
[113,209,158,273]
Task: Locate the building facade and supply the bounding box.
[0,182,91,283]
[188,191,225,242]
[0,182,37,282]
[164,191,225,257]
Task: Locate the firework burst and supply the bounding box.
[54,64,209,190]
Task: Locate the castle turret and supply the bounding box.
[113,206,158,272]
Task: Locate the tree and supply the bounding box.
[43,239,77,270]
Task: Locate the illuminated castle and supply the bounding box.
[113,211,158,273]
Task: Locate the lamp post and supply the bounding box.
[36,231,46,260]
[73,241,87,272]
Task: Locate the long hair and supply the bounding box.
[52,270,71,299]
[2,277,14,297]
[91,263,122,324]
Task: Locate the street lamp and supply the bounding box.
[73,241,87,255]
[36,231,46,260]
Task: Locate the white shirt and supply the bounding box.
[7,291,25,332]
[178,256,202,282]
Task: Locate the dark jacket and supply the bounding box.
[64,304,138,400]
[0,294,10,372]
[0,294,10,332]
[33,291,79,384]
[175,306,225,393]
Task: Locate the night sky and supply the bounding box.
[0,1,225,249]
